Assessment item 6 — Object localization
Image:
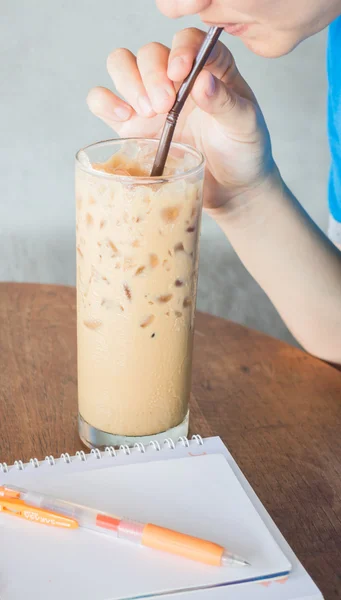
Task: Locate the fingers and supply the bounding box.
[191,70,256,134]
[167,27,235,83]
[168,28,256,104]
[87,86,133,127]
[87,84,166,137]
[167,27,205,81]
[107,44,176,116]
[137,43,176,113]
[107,48,154,117]
[88,27,255,133]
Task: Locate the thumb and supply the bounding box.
[191,69,254,134]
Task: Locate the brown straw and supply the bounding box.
[151,26,223,177]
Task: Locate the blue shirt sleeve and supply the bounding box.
[327,16,341,235]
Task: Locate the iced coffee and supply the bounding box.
[75,139,204,448]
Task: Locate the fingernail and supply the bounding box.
[168,56,185,79]
[138,95,154,117]
[113,105,131,121]
[150,87,171,112]
[206,73,216,97]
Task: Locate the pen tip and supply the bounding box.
[233,558,251,567]
[221,552,251,567]
[241,559,251,566]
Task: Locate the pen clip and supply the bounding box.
[0,497,78,529]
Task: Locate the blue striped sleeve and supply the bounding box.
[327,17,341,243]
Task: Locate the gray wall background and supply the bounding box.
[1,0,330,344]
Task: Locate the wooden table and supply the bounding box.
[0,283,340,598]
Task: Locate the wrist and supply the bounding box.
[205,166,286,231]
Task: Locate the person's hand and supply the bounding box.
[87,28,279,212]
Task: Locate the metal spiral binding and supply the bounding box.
[14,460,24,470]
[164,438,176,450]
[0,435,204,474]
[105,446,116,457]
[134,443,146,453]
[76,451,87,462]
[61,453,71,464]
[178,436,190,447]
[90,448,101,460]
[191,435,204,445]
[149,440,161,451]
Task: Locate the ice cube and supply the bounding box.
[137,143,156,162]
[163,179,187,196]
[78,150,92,169]
[121,140,139,160]
[183,152,196,172]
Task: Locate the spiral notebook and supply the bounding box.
[0,436,322,600]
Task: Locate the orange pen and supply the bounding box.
[0,485,249,567]
[0,496,78,529]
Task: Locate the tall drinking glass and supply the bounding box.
[75,138,205,448]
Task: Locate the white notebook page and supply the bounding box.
[0,453,291,599]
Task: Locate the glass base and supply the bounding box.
[78,411,189,450]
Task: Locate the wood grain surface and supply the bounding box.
[0,283,340,598]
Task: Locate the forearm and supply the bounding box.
[210,174,341,364]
